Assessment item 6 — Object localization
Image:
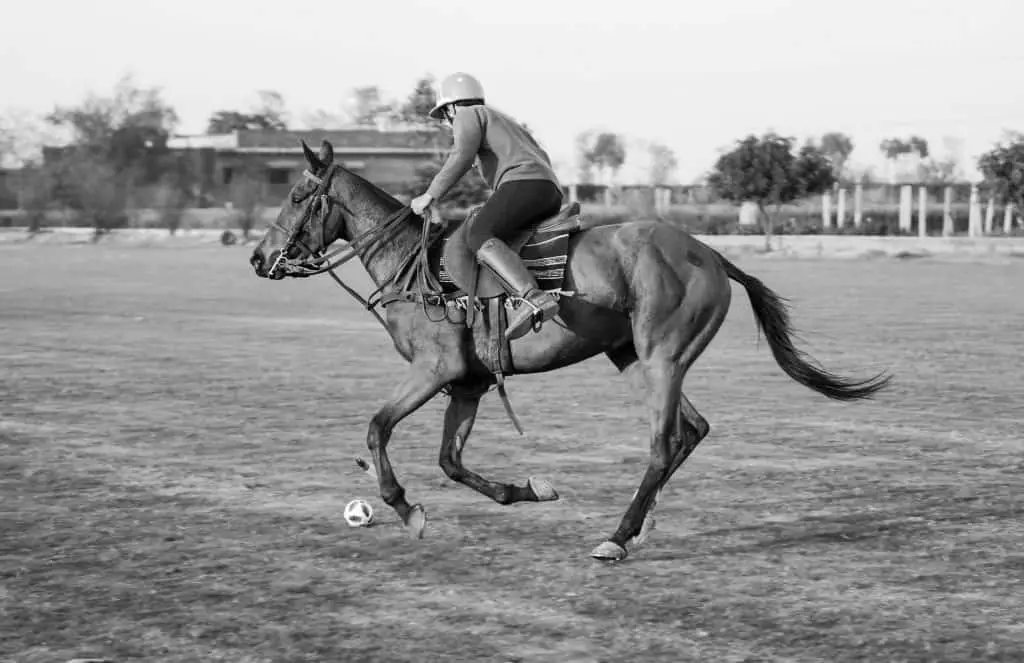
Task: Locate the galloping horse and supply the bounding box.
[250,140,892,561]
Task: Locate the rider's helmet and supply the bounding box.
[429,72,486,120]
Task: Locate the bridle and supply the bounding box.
[266,164,352,278]
[263,164,441,329]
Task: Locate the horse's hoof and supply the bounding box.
[528,476,559,502]
[590,540,628,561]
[630,514,656,547]
[405,504,426,539]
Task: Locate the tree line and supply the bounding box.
[1,74,1023,241]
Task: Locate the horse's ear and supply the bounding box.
[318,140,334,167]
[300,139,323,171]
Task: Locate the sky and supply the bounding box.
[3,0,1023,183]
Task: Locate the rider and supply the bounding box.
[410,72,564,340]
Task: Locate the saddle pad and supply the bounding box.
[438,230,571,295]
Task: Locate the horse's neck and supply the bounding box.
[337,178,420,287]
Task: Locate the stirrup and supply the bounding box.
[518,291,557,324]
[516,297,545,333]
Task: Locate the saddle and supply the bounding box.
[422,201,585,436]
[440,201,583,300]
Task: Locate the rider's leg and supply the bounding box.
[466,180,563,340]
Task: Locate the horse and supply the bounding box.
[249,139,892,561]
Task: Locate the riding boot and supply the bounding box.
[476,237,560,340]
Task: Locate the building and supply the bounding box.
[167,127,450,205]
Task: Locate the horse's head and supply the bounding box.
[250,139,346,280]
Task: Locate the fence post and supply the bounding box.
[568,183,578,204]
[968,184,981,237]
[1005,203,1015,235]
[821,191,833,229]
[853,183,863,227]
[917,186,928,237]
[836,188,847,228]
[603,186,613,208]
[942,186,954,236]
[659,187,669,215]
[899,185,913,233]
[984,194,995,235]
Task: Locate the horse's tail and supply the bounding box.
[716,251,892,401]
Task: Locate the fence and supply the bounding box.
[563,182,1019,237]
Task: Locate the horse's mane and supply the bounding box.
[337,164,408,216]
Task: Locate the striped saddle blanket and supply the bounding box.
[438,230,572,294]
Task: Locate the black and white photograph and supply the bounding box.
[2,0,1022,660]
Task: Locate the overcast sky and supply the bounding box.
[3,0,1021,182]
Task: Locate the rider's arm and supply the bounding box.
[426,109,483,200]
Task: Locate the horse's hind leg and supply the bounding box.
[437,383,558,505]
[631,393,710,545]
[593,257,727,561]
[668,393,710,478]
[592,354,684,560]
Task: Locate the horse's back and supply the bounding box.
[571,218,725,275]
[565,218,730,314]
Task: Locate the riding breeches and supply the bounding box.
[464,179,563,254]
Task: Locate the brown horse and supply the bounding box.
[250,139,892,561]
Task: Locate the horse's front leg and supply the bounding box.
[366,362,446,539]
[437,381,559,505]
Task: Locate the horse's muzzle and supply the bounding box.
[250,249,285,279]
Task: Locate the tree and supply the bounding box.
[15,167,55,233]
[1,108,54,228]
[647,142,678,185]
[227,168,263,241]
[819,132,854,181]
[978,132,1024,219]
[345,86,395,127]
[207,90,289,133]
[574,131,596,184]
[707,133,837,251]
[879,135,929,182]
[576,131,626,185]
[45,75,180,234]
[252,90,288,129]
[49,153,133,239]
[591,132,626,185]
[396,75,439,127]
[908,135,929,159]
[48,74,178,179]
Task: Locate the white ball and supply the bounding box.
[343,499,374,528]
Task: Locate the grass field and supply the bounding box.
[2,243,1023,662]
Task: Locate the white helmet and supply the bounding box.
[429,72,486,120]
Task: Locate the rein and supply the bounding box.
[266,165,446,330]
[263,167,526,433]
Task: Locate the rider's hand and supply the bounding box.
[410,193,434,216]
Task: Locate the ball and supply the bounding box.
[343,499,374,528]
